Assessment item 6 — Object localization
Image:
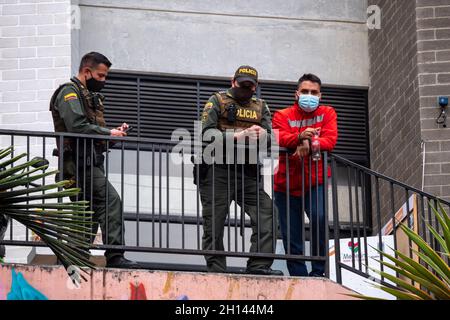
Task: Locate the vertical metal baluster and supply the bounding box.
[427,197,434,250]
[166,145,169,249]
[136,142,139,247]
[89,139,93,230]
[419,195,426,244]
[315,157,319,266]
[227,162,231,252]
[405,189,415,287]
[181,148,185,250]
[10,135,14,240]
[234,155,238,252]
[390,182,399,278]
[375,177,383,280]
[196,152,200,250]
[323,152,329,277]
[256,144,260,254]
[432,198,440,254]
[121,141,125,245]
[447,204,450,265]
[25,136,30,242]
[405,189,413,260]
[40,137,47,245]
[83,139,88,245]
[286,154,290,255]
[347,166,355,269]
[159,144,162,248]
[309,156,313,263]
[361,172,368,274]
[105,139,110,248]
[301,157,305,259]
[41,137,46,224]
[212,158,215,252]
[75,138,79,202]
[59,135,64,193]
[331,157,342,284]
[58,136,65,249]
[196,81,201,250]
[271,149,276,257]
[354,169,362,271]
[152,144,155,247]
[241,163,245,252]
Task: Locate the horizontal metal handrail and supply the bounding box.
[331,153,450,206]
[2,128,447,291]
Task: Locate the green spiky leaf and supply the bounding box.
[0,146,96,280]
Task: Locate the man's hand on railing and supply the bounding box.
[294,139,310,158]
[298,127,318,141]
[110,129,127,137]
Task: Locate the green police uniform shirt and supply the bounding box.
[201,89,273,136]
[55,85,111,136]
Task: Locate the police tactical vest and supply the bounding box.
[49,78,107,153]
[215,91,263,131]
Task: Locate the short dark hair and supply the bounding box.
[78,52,112,72]
[298,73,322,88]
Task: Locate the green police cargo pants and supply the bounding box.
[199,165,276,273]
[70,164,124,260]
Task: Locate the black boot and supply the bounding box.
[106,255,143,269]
[246,266,284,276]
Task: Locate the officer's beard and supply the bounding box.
[231,87,254,104]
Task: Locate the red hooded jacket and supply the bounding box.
[273,102,338,196]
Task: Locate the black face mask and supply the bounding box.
[86,71,105,92]
[231,86,254,103]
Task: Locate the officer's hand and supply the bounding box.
[246,125,264,140]
[118,123,129,132]
[234,127,255,140]
[299,128,318,140]
[294,140,310,158]
[111,129,127,137]
[255,126,267,139]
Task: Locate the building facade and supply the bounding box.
[0,0,449,267]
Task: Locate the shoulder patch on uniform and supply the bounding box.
[204,102,213,109]
[64,92,77,101]
[201,112,208,123]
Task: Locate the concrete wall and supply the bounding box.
[76,0,370,86]
[0,264,358,300]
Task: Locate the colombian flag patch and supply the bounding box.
[64,93,77,101]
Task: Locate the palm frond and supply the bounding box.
[357,201,450,300]
[0,146,96,279]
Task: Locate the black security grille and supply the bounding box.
[102,70,369,164]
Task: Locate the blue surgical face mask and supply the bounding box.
[298,94,320,112]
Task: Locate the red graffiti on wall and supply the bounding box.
[129,282,147,300]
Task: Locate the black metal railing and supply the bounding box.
[0,129,448,286]
[330,154,450,287]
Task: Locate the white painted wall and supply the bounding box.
[0,0,72,263]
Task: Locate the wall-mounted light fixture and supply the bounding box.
[436,96,448,128]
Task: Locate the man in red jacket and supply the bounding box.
[273,73,337,277]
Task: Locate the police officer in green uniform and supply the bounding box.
[199,65,283,275]
[49,52,141,269]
